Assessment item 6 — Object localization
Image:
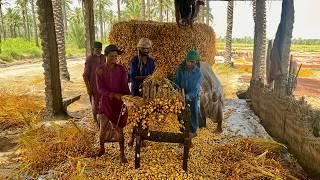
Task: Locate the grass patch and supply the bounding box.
[0,38,88,62]
[65,44,85,58]
[0,38,42,61]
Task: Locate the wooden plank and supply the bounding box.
[141,131,184,143]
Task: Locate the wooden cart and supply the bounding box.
[134,101,191,171]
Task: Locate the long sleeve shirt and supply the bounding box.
[129,55,155,96]
[96,64,131,128]
[83,54,105,109]
[175,65,204,133]
[175,65,204,101]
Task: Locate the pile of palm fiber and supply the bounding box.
[109,20,216,75]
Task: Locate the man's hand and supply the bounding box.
[185,95,192,104]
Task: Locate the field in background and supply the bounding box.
[0,38,86,62]
[215,40,320,109]
[1,38,320,62]
[216,38,320,52]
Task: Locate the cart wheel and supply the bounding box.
[135,135,142,169]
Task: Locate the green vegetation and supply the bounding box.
[0,38,85,61]
[216,37,320,52]
[0,0,319,62]
[1,37,319,62]
[0,38,42,61]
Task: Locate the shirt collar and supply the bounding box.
[186,66,197,73]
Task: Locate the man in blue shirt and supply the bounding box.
[175,50,204,138]
[129,38,156,96]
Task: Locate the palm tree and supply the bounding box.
[17,0,30,40]
[117,0,121,21]
[274,0,295,96]
[200,5,205,23]
[252,0,266,83]
[37,0,66,117]
[62,0,72,36]
[30,0,39,47]
[83,0,95,56]
[123,0,140,20]
[140,0,146,20]
[146,0,150,20]
[0,0,4,53]
[52,0,70,81]
[0,0,8,49]
[104,9,115,34]
[25,0,31,39]
[95,0,111,42]
[225,0,234,63]
[5,8,22,38]
[159,0,163,22]
[153,0,171,22]
[69,8,85,48]
[206,0,210,25]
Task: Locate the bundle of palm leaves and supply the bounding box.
[109,20,216,75]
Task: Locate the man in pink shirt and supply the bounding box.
[95,44,131,163]
[83,42,105,128]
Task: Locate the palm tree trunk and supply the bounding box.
[0,1,2,53]
[141,0,146,20]
[62,0,68,36]
[22,6,28,39]
[117,0,121,21]
[10,26,13,37]
[31,0,39,47]
[37,0,66,117]
[0,5,5,39]
[274,0,295,96]
[225,0,234,63]
[147,0,150,20]
[83,0,95,57]
[104,21,107,38]
[14,24,17,37]
[52,0,70,81]
[166,9,168,22]
[159,0,163,22]
[0,1,5,50]
[201,6,205,23]
[206,0,210,25]
[252,0,266,83]
[24,0,31,40]
[99,3,103,42]
[252,0,256,23]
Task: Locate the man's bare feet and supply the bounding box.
[119,155,128,164]
[97,147,105,157]
[214,128,223,134]
[189,132,198,139]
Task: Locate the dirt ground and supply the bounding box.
[0,57,313,178]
